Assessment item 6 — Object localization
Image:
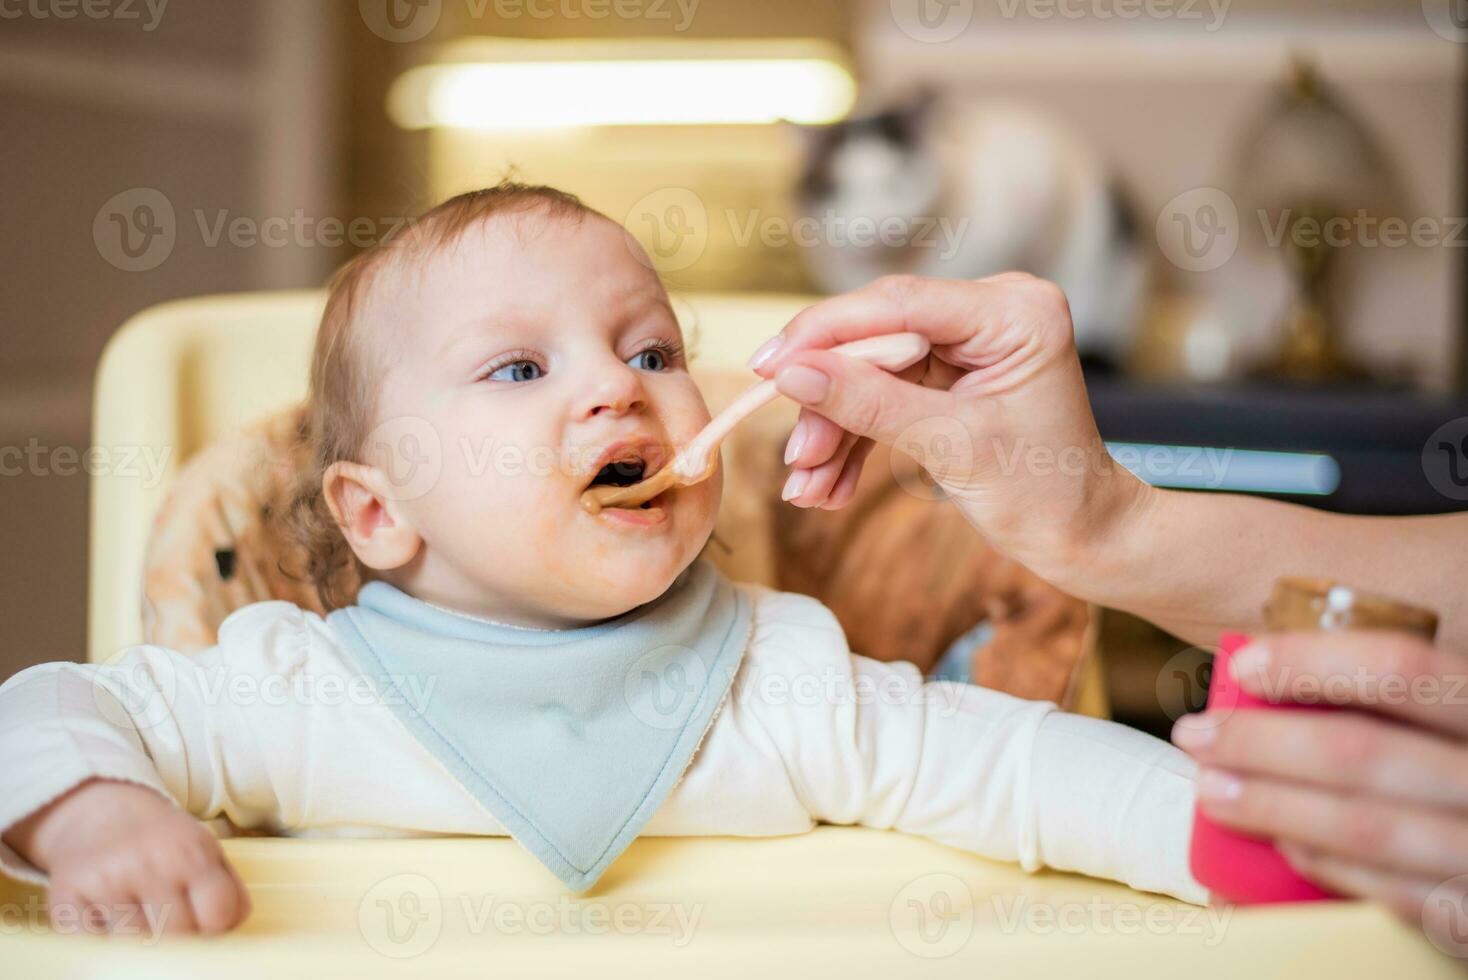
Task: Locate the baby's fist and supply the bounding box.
[3,778,251,937]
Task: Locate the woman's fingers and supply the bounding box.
[1278,842,1439,919]
[781,356,932,473]
[752,272,1067,378]
[783,409,846,469]
[772,348,959,450]
[1195,767,1468,879]
[823,439,875,510]
[1173,710,1468,809]
[1231,631,1468,739]
[782,411,878,509]
[784,432,858,507]
[1278,839,1468,960]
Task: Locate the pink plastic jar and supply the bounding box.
[1188,577,1439,905]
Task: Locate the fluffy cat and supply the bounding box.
[793,92,1148,363]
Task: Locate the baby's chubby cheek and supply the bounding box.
[402,381,717,606]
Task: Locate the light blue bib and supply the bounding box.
[327,560,751,891]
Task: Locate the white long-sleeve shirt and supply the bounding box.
[0,584,1206,903]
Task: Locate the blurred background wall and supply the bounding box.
[1,1,1463,733]
[2,0,342,679]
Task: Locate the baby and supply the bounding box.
[0,183,1205,937]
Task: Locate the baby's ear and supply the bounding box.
[321,461,421,571]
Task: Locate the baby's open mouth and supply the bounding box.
[586,453,663,510]
[589,458,647,489]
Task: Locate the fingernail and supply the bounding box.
[1171,713,1218,750]
[775,365,830,404]
[1230,643,1270,682]
[784,421,809,465]
[782,469,810,502]
[748,336,784,371]
[1197,768,1243,802]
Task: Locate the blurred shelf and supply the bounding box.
[1085,371,1468,515]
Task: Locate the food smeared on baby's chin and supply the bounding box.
[592,489,672,527]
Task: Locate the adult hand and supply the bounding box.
[748,272,1147,584]
[1172,631,1468,952]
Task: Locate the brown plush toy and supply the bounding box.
[141,405,348,652]
[141,380,1091,708]
[773,443,1093,706]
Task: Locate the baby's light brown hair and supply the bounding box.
[286,181,600,609]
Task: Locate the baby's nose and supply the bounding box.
[580,365,648,418]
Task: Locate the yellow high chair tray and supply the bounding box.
[1,293,1451,977]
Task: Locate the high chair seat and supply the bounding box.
[0,829,1449,978]
[9,290,1439,976]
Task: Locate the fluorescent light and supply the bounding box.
[1105,442,1342,496]
[389,39,856,130]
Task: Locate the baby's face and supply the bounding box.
[359,210,720,626]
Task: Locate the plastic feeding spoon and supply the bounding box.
[581,332,932,514]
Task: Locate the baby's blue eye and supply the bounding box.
[488,360,543,383]
[629,348,669,372]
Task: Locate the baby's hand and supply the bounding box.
[2,778,251,937]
